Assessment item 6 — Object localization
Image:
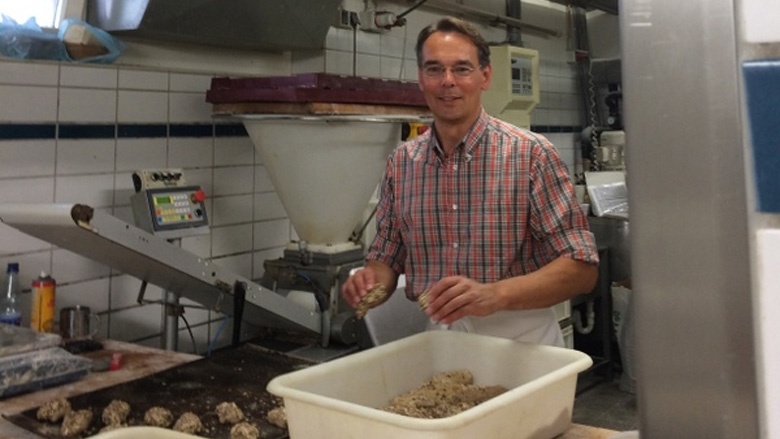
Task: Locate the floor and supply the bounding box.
[572,372,638,432]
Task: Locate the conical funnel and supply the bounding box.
[240,115,412,252]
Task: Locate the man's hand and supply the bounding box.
[422,276,505,325]
[341,267,378,309]
[341,261,399,309]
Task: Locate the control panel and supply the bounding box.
[483,45,540,129]
[130,169,209,239]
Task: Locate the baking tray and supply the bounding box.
[0,347,92,399]
[4,343,313,439]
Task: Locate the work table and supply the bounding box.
[0,341,617,439]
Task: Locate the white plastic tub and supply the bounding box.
[267,330,593,439]
[90,426,199,438]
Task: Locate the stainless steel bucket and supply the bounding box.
[59,305,100,340]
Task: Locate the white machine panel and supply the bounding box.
[741,0,780,43]
[483,45,540,129]
[756,229,780,438]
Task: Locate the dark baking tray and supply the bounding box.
[4,344,313,439]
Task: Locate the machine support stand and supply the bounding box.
[162,290,181,351]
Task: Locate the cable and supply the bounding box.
[351,11,359,76]
[180,313,198,355]
[207,315,230,357]
[398,23,408,80]
[351,202,378,245]
[296,272,329,312]
[232,281,246,347]
[586,58,602,171]
[397,0,429,19]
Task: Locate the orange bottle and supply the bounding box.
[31,271,56,332]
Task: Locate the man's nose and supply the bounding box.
[440,68,457,84]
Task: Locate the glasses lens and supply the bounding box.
[423,65,474,78]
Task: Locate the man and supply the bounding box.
[341,16,599,346]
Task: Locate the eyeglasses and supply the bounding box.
[422,64,477,78]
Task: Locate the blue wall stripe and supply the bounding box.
[215,123,248,137]
[169,124,213,137]
[118,124,168,138]
[59,124,116,139]
[0,124,56,139]
[0,123,247,139]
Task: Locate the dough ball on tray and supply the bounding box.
[36,398,71,423]
[216,401,245,424]
[144,406,173,428]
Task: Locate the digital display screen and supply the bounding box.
[155,196,172,205]
[511,56,534,96]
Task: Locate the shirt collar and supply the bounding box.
[427,109,490,164]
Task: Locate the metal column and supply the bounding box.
[621,0,759,437]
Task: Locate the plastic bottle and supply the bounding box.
[0,263,22,326]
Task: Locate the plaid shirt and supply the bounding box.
[367,110,599,299]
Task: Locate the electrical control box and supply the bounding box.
[483,45,540,129]
[130,169,209,240]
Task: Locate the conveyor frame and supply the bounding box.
[0,203,322,335]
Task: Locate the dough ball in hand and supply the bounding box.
[355,283,389,318]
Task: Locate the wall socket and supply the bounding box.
[336,7,358,29]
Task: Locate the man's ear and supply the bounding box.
[481,64,493,91]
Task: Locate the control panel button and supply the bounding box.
[192,189,207,204]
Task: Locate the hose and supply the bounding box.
[573,300,596,334]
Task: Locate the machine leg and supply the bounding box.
[162,290,180,351]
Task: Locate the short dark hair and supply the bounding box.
[415,17,491,69]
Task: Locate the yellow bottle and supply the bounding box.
[31,271,56,332]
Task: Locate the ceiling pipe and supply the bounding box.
[506,0,522,45]
[420,0,561,38]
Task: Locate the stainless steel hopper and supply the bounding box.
[207,74,430,347]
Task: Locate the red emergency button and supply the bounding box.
[191,189,206,204]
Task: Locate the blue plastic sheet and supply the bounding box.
[0,15,123,63]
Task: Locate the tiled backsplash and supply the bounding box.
[0,59,289,353]
[0,5,585,353]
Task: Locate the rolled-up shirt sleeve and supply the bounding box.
[366,155,406,274]
[528,136,599,266]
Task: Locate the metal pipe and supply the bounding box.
[421,0,561,38]
[505,0,522,45]
[163,290,179,351]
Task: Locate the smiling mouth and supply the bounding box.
[438,96,461,101]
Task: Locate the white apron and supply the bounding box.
[426,308,564,347]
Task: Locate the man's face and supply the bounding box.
[418,32,492,126]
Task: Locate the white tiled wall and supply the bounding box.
[0,0,590,353]
[0,59,291,353]
[308,0,586,174]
